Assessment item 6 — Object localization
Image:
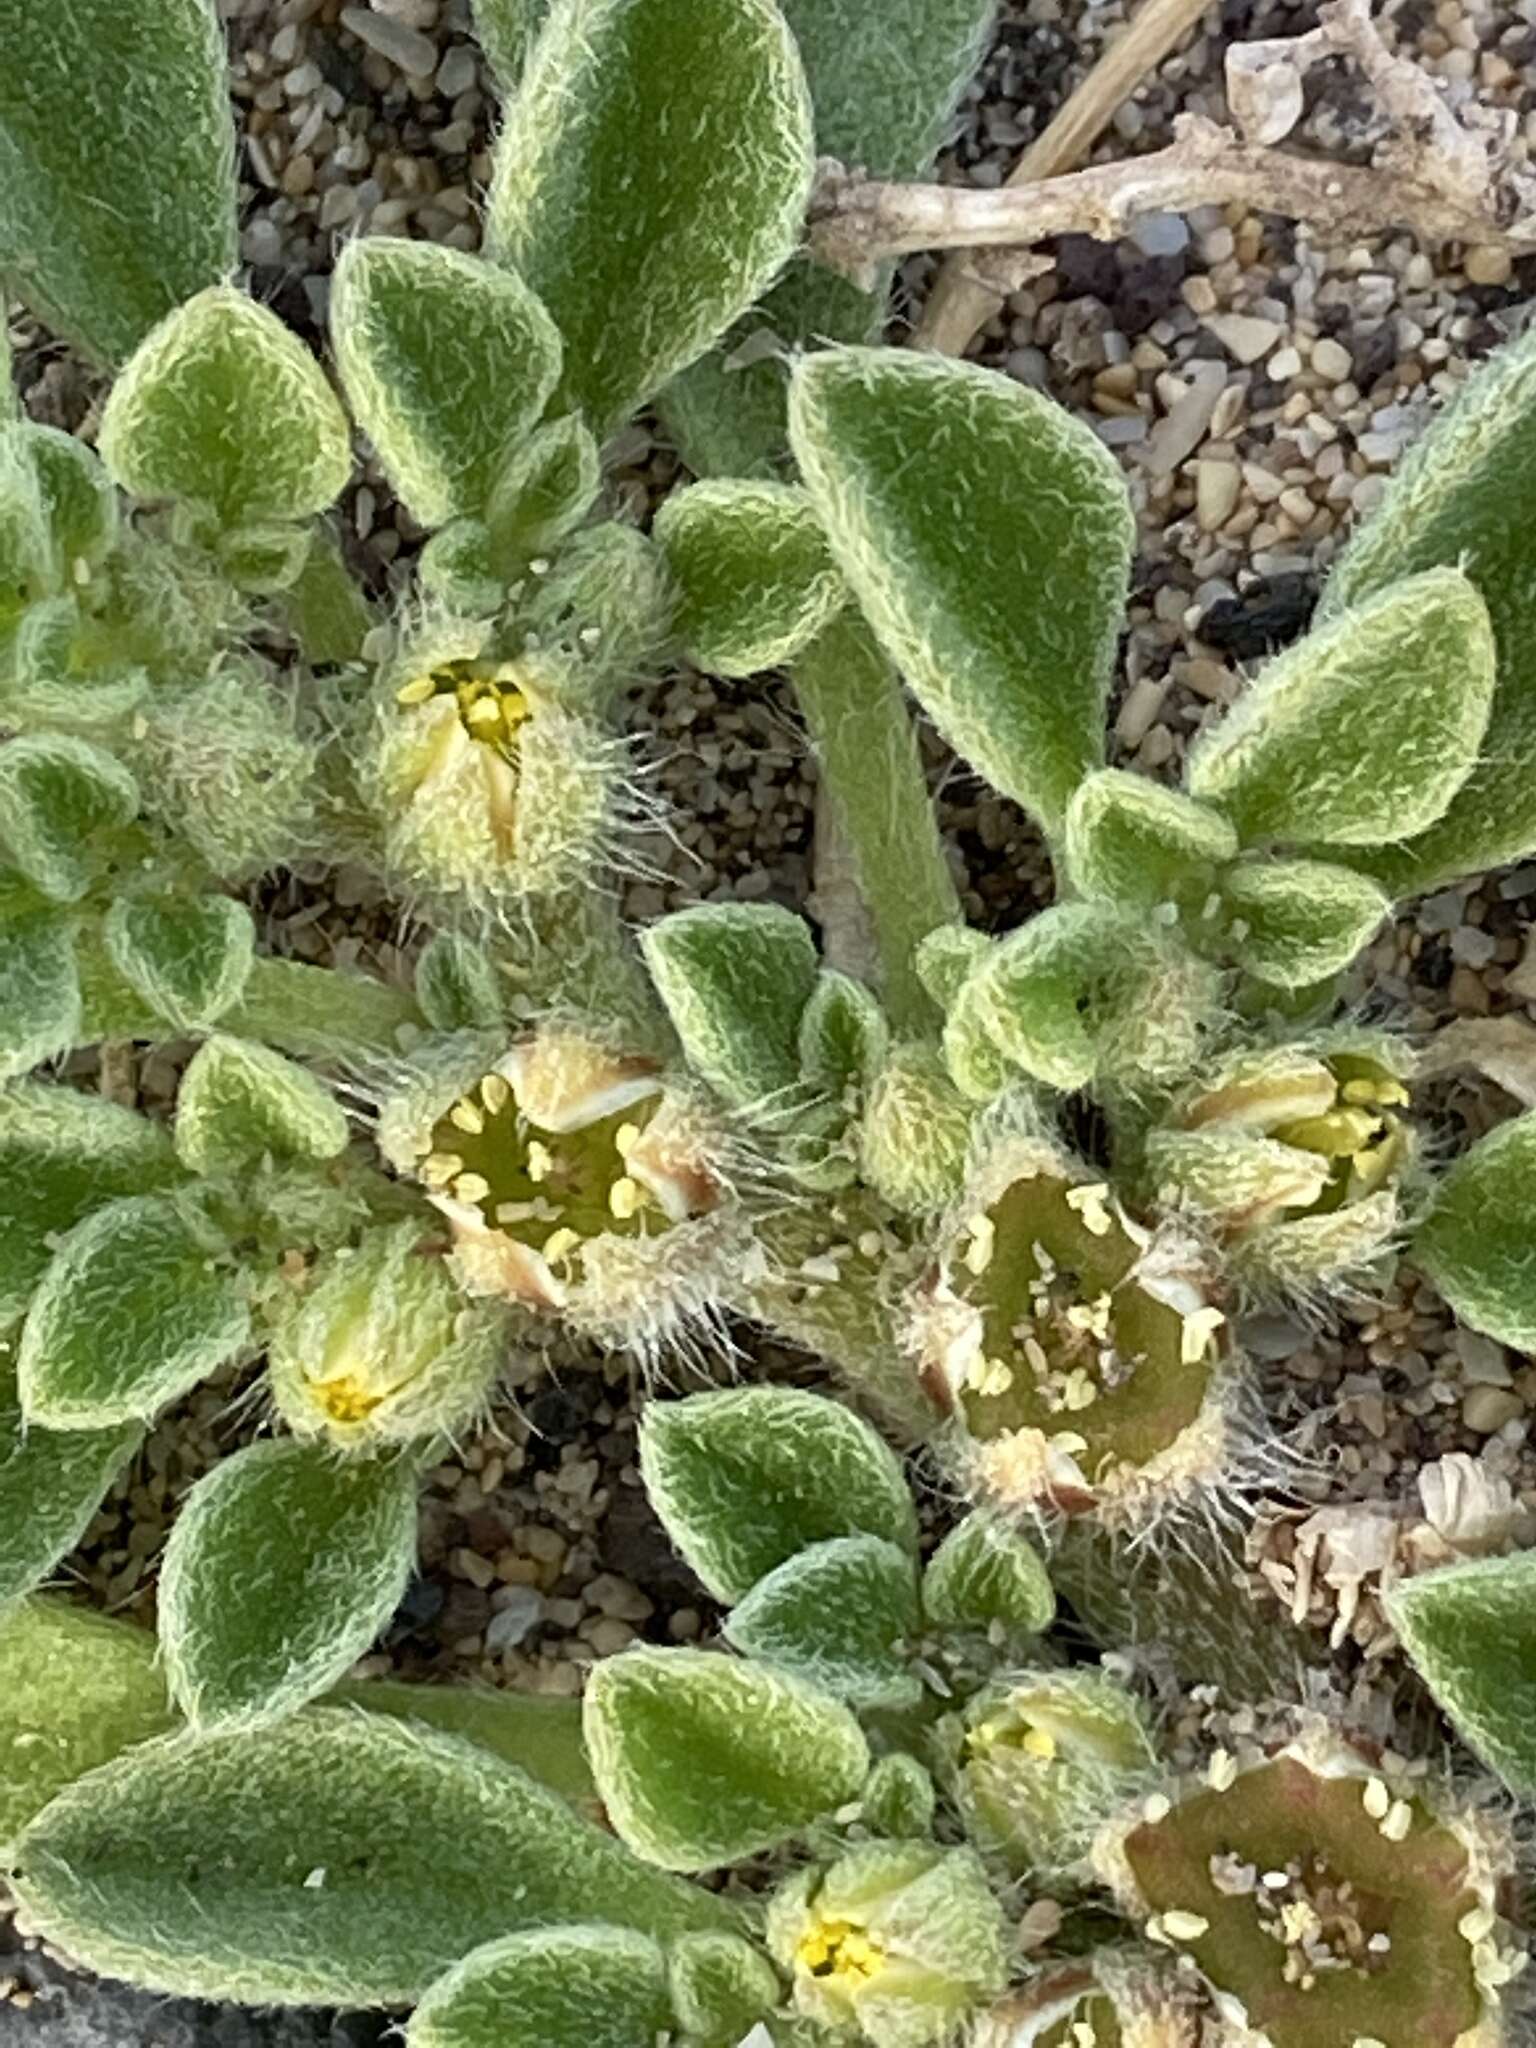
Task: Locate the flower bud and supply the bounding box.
[268,1221,506,1451]
[948,1669,1157,1881]
[1147,1038,1414,1293]
[767,1841,1008,2047]
[907,1132,1232,1528]
[377,1028,746,1354]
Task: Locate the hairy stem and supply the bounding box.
[791,613,961,1033]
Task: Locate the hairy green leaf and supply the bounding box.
[1415,1110,1536,1348]
[407,1926,672,2048]
[18,1195,250,1428]
[640,902,818,1115]
[585,1645,869,1870]
[1186,567,1493,851]
[655,480,845,677]
[485,415,600,566]
[0,1599,174,1854]
[667,1931,780,2041]
[486,0,813,436]
[0,0,238,367]
[10,1709,732,2004]
[658,0,995,475]
[26,425,119,574]
[0,1082,181,1324]
[174,1035,349,1176]
[860,1752,936,1839]
[415,932,507,1032]
[639,1387,917,1604]
[331,239,562,529]
[0,1360,140,1611]
[0,907,81,1080]
[1220,858,1390,987]
[1388,1554,1536,1794]
[103,893,256,1035]
[1320,322,1536,892]
[790,347,1134,836]
[798,970,889,1099]
[160,1440,417,1728]
[726,1534,921,1710]
[471,0,548,92]
[922,1512,1054,1634]
[99,288,352,525]
[0,735,138,902]
[328,1679,596,1815]
[1064,768,1238,906]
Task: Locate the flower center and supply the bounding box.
[416,1068,668,1275]
[395,660,532,761]
[796,1917,885,1986]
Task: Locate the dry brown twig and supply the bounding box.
[812,0,1536,306]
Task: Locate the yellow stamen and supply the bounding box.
[543,1227,581,1265]
[421,1151,464,1186]
[395,675,437,705]
[480,1073,511,1115]
[449,1099,485,1135]
[526,1140,554,1183]
[608,1175,643,1221]
[453,1172,491,1205]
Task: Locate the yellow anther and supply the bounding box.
[614,1121,640,1158]
[608,1175,643,1221]
[395,675,437,706]
[963,1214,995,1276]
[526,1140,554,1183]
[421,1151,464,1186]
[449,1098,485,1135]
[543,1227,581,1265]
[1065,1183,1115,1236]
[480,1073,511,1116]
[1061,1368,1098,1412]
[453,1172,491,1205]
[1362,1777,1390,1820]
[1277,1107,1384,1158]
[1161,1911,1210,1942]
[795,1918,884,1985]
[1181,1305,1225,1365]
[464,695,503,728]
[1019,1726,1057,1762]
[316,1374,384,1424]
[1380,1798,1413,1843]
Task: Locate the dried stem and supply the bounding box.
[810,112,1526,284]
[911,0,1214,356]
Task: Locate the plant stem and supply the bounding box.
[791,613,960,1034]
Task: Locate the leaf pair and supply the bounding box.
[583,1389,1052,1872]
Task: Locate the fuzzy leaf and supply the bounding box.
[667,1931,780,2041]
[640,902,819,1114]
[331,239,562,529]
[798,970,889,1099]
[0,736,138,902]
[10,1709,732,2005]
[0,1599,174,1854]
[98,287,352,525]
[519,521,676,698]
[485,415,600,565]
[944,902,1216,1095]
[486,0,813,436]
[1388,1554,1536,1794]
[858,1041,975,1214]
[1320,322,1536,892]
[0,0,237,368]
[159,1441,418,1729]
[281,527,375,667]
[726,1534,921,1711]
[329,1679,596,1815]
[174,1035,349,1176]
[657,0,994,476]
[1186,567,1494,850]
[1415,1110,1536,1348]
[215,520,312,595]
[407,1925,671,2048]
[18,1195,250,1429]
[1220,858,1390,987]
[790,347,1134,836]
[655,480,845,677]
[922,1512,1054,1634]
[861,1752,936,1839]
[0,1083,181,1325]
[102,893,256,1035]
[26,425,119,573]
[0,1360,140,1611]
[415,932,507,1032]
[1064,768,1238,906]
[638,1386,917,1604]
[584,1645,869,1870]
[0,906,81,1079]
